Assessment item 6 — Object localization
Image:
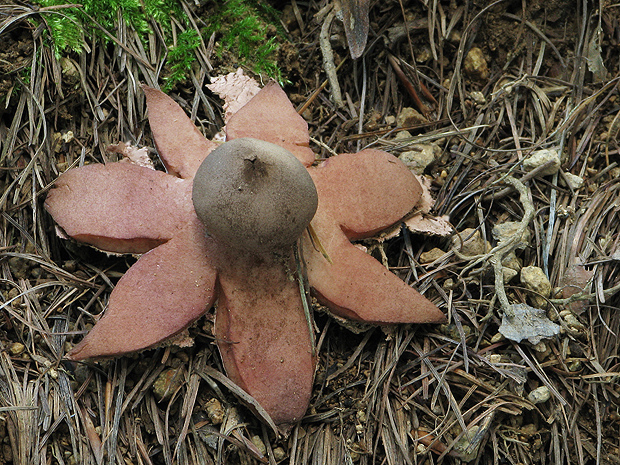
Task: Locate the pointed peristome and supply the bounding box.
[192,138,318,255]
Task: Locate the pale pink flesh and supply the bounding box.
[304,229,444,323]
[213,248,315,430]
[67,218,217,360]
[304,150,445,324]
[309,150,422,239]
[44,163,194,254]
[143,86,217,179]
[226,81,315,167]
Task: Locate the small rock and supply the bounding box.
[463,47,489,81]
[561,172,584,190]
[152,367,184,401]
[385,115,396,125]
[251,435,266,456]
[523,149,561,176]
[560,310,586,335]
[9,342,25,356]
[520,266,551,308]
[60,131,74,144]
[470,91,486,105]
[443,278,456,291]
[492,221,531,247]
[502,266,518,283]
[531,341,552,361]
[60,57,80,87]
[273,446,286,461]
[453,425,483,461]
[396,130,414,140]
[451,228,490,256]
[527,386,550,404]
[398,143,440,175]
[205,398,225,425]
[502,253,522,273]
[396,107,428,127]
[420,247,446,264]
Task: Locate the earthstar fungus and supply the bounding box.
[45,81,445,430]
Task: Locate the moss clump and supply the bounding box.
[162,29,201,92]
[32,0,287,88]
[204,0,286,83]
[32,0,195,89]
[34,0,183,55]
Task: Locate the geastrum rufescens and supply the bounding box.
[45,82,445,431]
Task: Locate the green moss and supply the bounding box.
[163,29,201,92]
[205,0,285,83]
[34,4,85,56]
[31,0,286,88]
[32,0,192,88]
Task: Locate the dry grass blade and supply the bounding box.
[0,352,39,465]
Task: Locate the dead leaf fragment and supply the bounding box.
[499,303,560,344]
[107,142,154,169]
[560,263,594,314]
[207,68,261,123]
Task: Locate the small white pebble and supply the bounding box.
[523,149,561,176]
[562,172,584,190]
[528,386,550,404]
[470,91,486,105]
[9,342,25,356]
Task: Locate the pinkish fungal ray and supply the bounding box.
[304,150,445,324]
[143,85,218,179]
[213,248,315,432]
[68,218,217,360]
[45,162,194,254]
[225,82,315,167]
